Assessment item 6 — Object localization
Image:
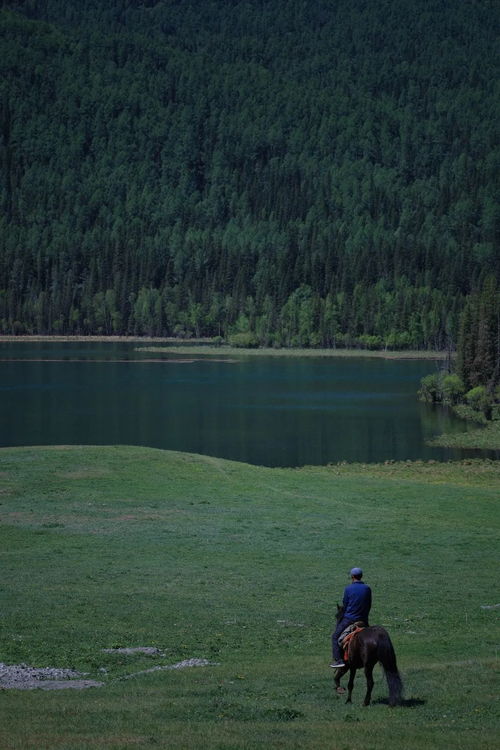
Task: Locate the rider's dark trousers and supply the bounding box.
[331,617,354,661]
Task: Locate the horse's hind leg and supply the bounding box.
[363,664,374,706]
[346,667,356,704]
[334,665,348,694]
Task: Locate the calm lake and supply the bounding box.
[0,341,483,467]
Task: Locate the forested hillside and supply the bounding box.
[1,0,499,348]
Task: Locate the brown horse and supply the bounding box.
[334,605,403,706]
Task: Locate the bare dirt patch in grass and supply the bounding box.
[0,510,92,529]
[117,658,219,680]
[2,735,148,748]
[0,511,33,522]
[114,511,165,522]
[102,647,163,656]
[59,469,112,480]
[0,657,217,690]
[0,663,103,690]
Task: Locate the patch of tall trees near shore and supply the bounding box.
[1,1,499,356]
[456,275,499,391]
[419,275,499,413]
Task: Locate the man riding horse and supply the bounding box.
[330,566,372,669]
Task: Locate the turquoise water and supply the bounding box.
[0,342,482,466]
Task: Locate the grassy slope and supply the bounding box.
[0,446,498,749]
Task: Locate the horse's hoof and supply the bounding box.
[336,686,346,694]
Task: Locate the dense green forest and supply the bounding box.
[1,0,499,352]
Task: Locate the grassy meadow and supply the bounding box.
[428,419,500,451]
[0,446,498,749]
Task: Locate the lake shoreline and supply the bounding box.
[137,345,449,360]
[0,335,449,360]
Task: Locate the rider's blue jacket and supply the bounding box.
[343,580,372,623]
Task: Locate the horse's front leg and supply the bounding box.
[346,667,356,703]
[363,664,374,706]
[334,665,348,694]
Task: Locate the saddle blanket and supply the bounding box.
[338,621,366,662]
[337,621,366,647]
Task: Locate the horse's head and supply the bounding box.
[336,603,345,621]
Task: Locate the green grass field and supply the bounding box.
[1,446,498,749]
[429,419,500,451]
[136,345,448,359]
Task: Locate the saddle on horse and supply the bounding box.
[338,620,366,663]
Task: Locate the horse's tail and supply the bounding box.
[378,633,403,707]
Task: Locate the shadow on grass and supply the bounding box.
[372,697,427,708]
